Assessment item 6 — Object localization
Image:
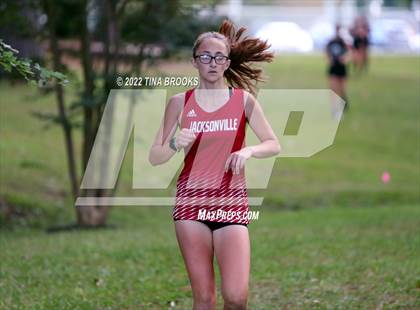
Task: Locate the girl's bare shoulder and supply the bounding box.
[168,91,189,125]
[168,92,185,106]
[241,89,257,107]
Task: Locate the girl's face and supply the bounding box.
[192,37,231,83]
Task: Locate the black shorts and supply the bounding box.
[328,64,347,78]
[353,37,369,49]
[175,219,248,231]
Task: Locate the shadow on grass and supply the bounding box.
[46,222,117,233]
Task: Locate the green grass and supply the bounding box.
[0,205,419,309]
[0,55,419,308]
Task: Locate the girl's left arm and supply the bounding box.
[243,91,281,158]
[225,91,281,174]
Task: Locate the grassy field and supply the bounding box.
[1,205,419,309]
[0,55,419,309]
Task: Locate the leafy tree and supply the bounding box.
[2,0,223,227]
[0,39,68,86]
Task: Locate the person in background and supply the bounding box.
[326,24,351,112]
[350,15,370,73]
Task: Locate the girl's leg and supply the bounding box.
[339,77,347,99]
[353,50,362,74]
[213,225,250,310]
[338,77,349,109]
[329,76,341,97]
[362,48,369,72]
[175,220,216,310]
[329,76,346,116]
[352,49,358,72]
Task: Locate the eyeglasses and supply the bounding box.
[194,54,229,65]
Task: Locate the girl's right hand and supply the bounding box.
[175,128,196,150]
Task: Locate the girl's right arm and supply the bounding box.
[148,94,182,166]
[148,93,196,166]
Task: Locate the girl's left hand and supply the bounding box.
[224,147,253,175]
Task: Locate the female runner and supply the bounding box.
[149,19,281,310]
[350,16,370,73]
[326,24,351,111]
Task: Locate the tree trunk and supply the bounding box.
[44,0,79,200]
[77,0,109,226]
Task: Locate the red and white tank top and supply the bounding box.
[173,87,250,224]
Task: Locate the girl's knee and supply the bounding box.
[193,291,216,309]
[222,289,248,309]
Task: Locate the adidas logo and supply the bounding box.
[187,109,197,117]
